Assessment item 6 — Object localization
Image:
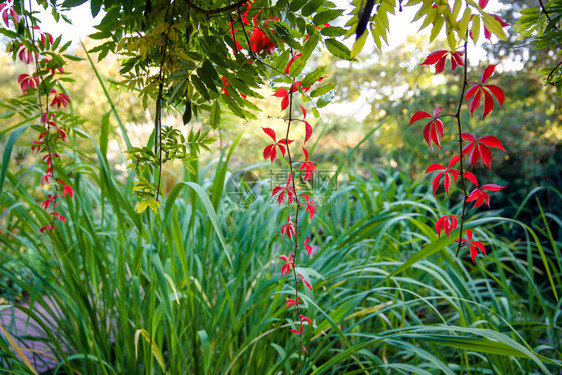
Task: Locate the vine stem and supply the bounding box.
[155,0,175,202]
[26,0,61,272]
[285,53,305,371]
[454,40,469,257]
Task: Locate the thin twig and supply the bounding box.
[455,40,469,257]
[184,0,250,15]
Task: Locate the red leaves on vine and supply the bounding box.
[285,297,300,309]
[272,174,295,206]
[300,104,313,144]
[0,0,19,28]
[303,237,312,257]
[18,74,38,94]
[50,90,70,109]
[461,133,505,169]
[289,326,305,335]
[302,193,316,219]
[298,273,312,290]
[49,212,67,223]
[435,215,458,238]
[465,65,504,119]
[279,252,294,276]
[409,106,448,150]
[456,229,486,262]
[286,53,302,74]
[425,155,460,194]
[300,147,315,182]
[262,127,293,162]
[463,171,505,209]
[281,215,296,240]
[421,50,464,73]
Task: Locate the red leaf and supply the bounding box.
[421,50,448,65]
[479,0,489,8]
[479,135,505,151]
[273,88,288,98]
[435,56,446,73]
[433,105,445,117]
[409,111,431,125]
[482,90,494,119]
[302,146,309,161]
[304,121,312,143]
[464,171,478,186]
[281,95,289,111]
[465,84,480,101]
[425,164,445,174]
[479,144,493,169]
[469,90,481,116]
[262,127,276,141]
[448,155,460,168]
[300,104,306,119]
[481,64,496,84]
[485,85,505,108]
[480,184,505,191]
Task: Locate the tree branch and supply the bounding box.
[184,0,250,15]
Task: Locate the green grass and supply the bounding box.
[0,118,561,374]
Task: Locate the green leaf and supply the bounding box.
[289,0,307,12]
[90,0,102,17]
[313,9,344,25]
[301,0,324,17]
[61,0,87,7]
[351,30,368,58]
[321,26,347,37]
[302,66,326,87]
[482,13,507,40]
[210,100,221,129]
[183,101,192,124]
[317,89,336,107]
[191,75,210,100]
[310,82,337,97]
[325,38,351,60]
[100,111,110,160]
[0,126,29,198]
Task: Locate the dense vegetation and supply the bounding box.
[0,0,561,374]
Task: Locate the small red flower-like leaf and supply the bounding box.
[463,171,479,186]
[456,229,487,262]
[409,107,448,150]
[279,252,294,276]
[485,85,504,108]
[481,64,496,84]
[462,133,505,169]
[298,273,312,290]
[304,122,312,144]
[409,111,432,125]
[281,215,296,240]
[300,104,307,119]
[421,50,464,73]
[273,88,287,98]
[303,237,312,257]
[435,215,458,238]
[262,127,276,141]
[425,156,459,195]
[285,297,300,309]
[421,50,449,65]
[281,95,289,111]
